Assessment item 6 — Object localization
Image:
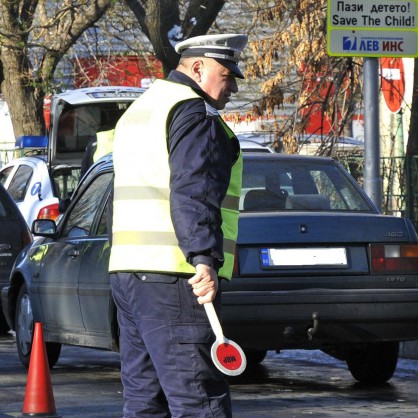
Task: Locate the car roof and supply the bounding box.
[90,151,336,172]
[237,132,275,142]
[51,86,146,105]
[242,152,335,164]
[0,154,47,169]
[239,139,273,153]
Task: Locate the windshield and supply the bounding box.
[240,159,374,212]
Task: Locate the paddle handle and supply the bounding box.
[204,302,225,343]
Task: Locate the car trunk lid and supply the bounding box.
[48,86,144,168]
[236,212,416,276]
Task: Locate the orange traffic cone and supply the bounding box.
[22,322,61,417]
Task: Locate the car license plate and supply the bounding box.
[261,247,347,268]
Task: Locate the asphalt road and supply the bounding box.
[2,332,418,417]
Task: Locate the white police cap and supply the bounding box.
[175,34,248,79]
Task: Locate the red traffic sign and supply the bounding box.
[380,57,405,113]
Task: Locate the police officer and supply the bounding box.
[109,33,248,418]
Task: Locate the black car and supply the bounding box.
[0,183,32,333]
[3,152,418,383]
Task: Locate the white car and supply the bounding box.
[0,86,145,227]
[0,144,79,227]
[237,132,275,153]
[239,139,274,153]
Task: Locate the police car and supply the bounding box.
[0,86,145,227]
[0,136,73,228]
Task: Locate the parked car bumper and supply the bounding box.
[222,288,418,350]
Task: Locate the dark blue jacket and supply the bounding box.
[167,71,240,272]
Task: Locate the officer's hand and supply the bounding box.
[188,264,218,304]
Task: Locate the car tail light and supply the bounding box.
[370,244,418,273]
[37,203,60,221]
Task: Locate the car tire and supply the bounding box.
[243,348,267,365]
[15,284,62,369]
[346,341,399,384]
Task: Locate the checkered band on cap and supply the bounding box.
[180,47,240,63]
[175,34,248,78]
[175,34,247,59]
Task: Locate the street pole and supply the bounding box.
[363,57,382,211]
[396,109,404,157]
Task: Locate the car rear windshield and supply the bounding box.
[56,102,131,155]
[240,160,374,212]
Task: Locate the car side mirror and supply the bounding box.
[32,219,57,237]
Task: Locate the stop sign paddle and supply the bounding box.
[204,302,247,376]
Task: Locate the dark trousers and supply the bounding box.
[110,272,232,418]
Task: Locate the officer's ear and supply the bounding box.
[190,59,204,83]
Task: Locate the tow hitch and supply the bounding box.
[307,312,319,340]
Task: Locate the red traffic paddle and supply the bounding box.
[204,302,246,376]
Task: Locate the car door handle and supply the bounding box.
[68,249,80,258]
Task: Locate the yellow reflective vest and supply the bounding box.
[109,79,242,279]
[94,129,115,162]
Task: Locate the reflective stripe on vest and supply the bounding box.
[109,79,242,279]
[93,129,115,162]
[218,118,242,279]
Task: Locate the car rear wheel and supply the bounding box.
[244,348,267,365]
[346,341,399,384]
[15,284,62,368]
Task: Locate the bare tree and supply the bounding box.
[243,0,363,155]
[0,0,113,138]
[0,1,230,137]
[123,0,226,75]
[67,3,156,89]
